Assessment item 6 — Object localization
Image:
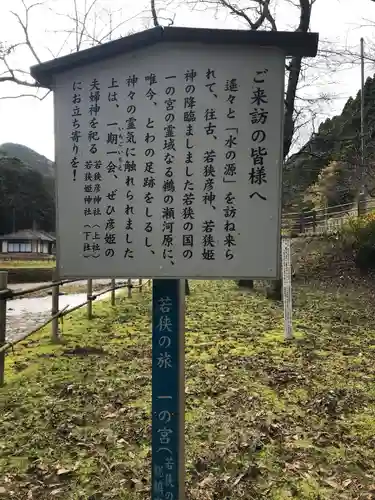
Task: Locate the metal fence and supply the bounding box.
[282,199,375,237]
[0,273,149,386]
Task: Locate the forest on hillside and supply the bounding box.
[284,75,375,212]
[0,144,55,235]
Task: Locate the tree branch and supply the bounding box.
[11,0,43,64]
[72,0,98,51]
[0,75,39,88]
[187,0,276,30]
[0,0,150,97]
[50,7,149,47]
[258,0,277,30]
[218,0,254,27]
[0,1,46,92]
[216,0,274,30]
[151,0,160,26]
[0,90,50,100]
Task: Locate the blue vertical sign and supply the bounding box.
[152,279,184,500]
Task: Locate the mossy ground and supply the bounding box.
[1,279,375,499]
[0,260,55,269]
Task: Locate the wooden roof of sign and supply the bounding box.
[31,26,319,88]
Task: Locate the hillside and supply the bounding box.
[0,142,55,177]
[283,74,375,211]
[0,150,55,235]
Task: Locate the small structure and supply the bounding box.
[0,230,55,259]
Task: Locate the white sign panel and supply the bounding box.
[54,42,285,278]
[281,237,293,340]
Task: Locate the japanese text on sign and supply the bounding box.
[55,43,284,278]
[152,281,181,500]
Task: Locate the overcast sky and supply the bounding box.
[0,0,375,160]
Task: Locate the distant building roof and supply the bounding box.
[0,230,56,241]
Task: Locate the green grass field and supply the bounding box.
[0,259,55,269]
[1,280,375,499]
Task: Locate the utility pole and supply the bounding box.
[358,37,367,216]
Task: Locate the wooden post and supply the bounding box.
[312,210,317,234]
[324,201,328,234]
[127,278,132,298]
[357,192,367,217]
[51,270,60,342]
[0,271,8,386]
[298,213,305,235]
[87,279,93,319]
[281,238,293,340]
[139,278,143,293]
[111,279,116,306]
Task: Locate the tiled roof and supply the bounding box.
[0,230,56,241]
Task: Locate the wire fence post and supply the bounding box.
[87,279,93,319]
[324,200,329,234]
[51,270,60,342]
[298,213,305,235]
[139,278,143,293]
[127,278,132,298]
[0,271,8,386]
[111,279,116,306]
[312,210,317,234]
[281,238,293,340]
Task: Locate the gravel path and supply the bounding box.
[5,279,146,344]
[5,292,90,344]
[6,311,51,344]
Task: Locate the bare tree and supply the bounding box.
[0,0,154,98]
[182,0,318,297]
[186,0,319,159]
[0,1,43,96]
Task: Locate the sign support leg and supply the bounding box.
[152,279,185,500]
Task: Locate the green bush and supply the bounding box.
[339,211,375,271]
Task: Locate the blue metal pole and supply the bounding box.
[152,279,185,500]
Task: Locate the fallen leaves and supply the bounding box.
[1,278,375,499]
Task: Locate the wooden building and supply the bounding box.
[0,230,55,259]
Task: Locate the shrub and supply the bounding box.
[339,211,375,271]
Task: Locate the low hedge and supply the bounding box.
[3,267,54,284]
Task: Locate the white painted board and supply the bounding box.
[54,42,285,278]
[281,237,293,339]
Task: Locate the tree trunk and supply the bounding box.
[185,279,190,296]
[267,0,312,301]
